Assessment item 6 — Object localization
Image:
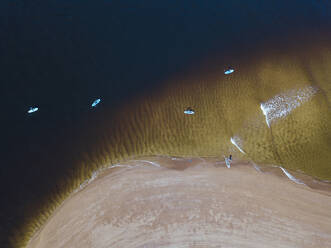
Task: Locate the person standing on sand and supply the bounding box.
[224,155,232,168]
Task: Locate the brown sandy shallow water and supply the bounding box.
[28,157,331,248]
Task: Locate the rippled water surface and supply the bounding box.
[97,46,331,180]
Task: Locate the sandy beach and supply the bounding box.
[27,157,331,248]
[28,158,331,248]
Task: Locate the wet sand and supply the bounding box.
[28,157,331,248]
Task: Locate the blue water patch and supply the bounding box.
[27,107,39,114]
[91,98,101,107]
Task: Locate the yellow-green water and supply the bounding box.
[13,40,331,247]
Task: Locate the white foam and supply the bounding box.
[109,164,130,169]
[230,137,246,154]
[171,157,182,161]
[280,167,305,185]
[260,86,317,127]
[131,160,161,167]
[74,170,100,193]
[252,162,262,172]
[139,160,161,167]
[74,163,137,193]
[260,104,270,127]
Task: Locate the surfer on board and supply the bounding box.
[184,107,195,115]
